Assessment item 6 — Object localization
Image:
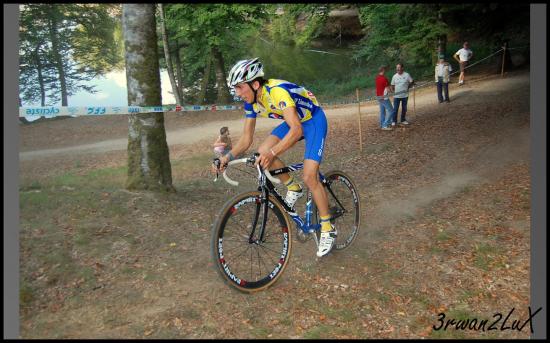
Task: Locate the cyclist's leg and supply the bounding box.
[303,159,329,217]
[258,123,290,183]
[302,112,329,218]
[302,110,336,256]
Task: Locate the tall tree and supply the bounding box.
[196,49,213,104]
[19,4,59,106]
[46,5,70,106]
[18,4,123,106]
[213,47,231,104]
[122,4,174,192]
[158,3,183,105]
[165,4,268,104]
[173,46,185,102]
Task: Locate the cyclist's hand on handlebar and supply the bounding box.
[213,154,231,173]
[255,150,275,169]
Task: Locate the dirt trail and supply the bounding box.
[19,73,519,161]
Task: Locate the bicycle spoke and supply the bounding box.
[250,246,261,282]
[222,243,251,255]
[220,237,249,243]
[256,240,280,258]
[229,214,255,237]
[257,240,283,244]
[230,244,252,260]
[254,245,263,281]
[257,243,282,258]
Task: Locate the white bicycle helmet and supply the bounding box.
[226,58,264,89]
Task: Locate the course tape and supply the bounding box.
[19,104,243,121]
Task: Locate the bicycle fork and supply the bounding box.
[248,165,271,244]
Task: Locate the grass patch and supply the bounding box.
[376,292,391,304]
[458,289,479,303]
[473,242,500,271]
[102,311,132,329]
[20,180,43,191]
[278,315,293,327]
[149,326,184,339]
[200,322,218,336]
[435,230,452,242]
[429,246,445,255]
[20,190,52,210]
[429,327,468,339]
[51,172,83,188]
[460,185,473,194]
[251,327,271,338]
[142,271,165,282]
[20,281,35,307]
[303,324,333,339]
[85,166,127,185]
[121,266,137,275]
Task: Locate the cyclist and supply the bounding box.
[215,58,337,257]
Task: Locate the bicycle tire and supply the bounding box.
[312,170,361,251]
[211,191,293,293]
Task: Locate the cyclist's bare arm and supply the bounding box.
[257,107,303,169]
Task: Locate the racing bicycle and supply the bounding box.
[211,153,360,293]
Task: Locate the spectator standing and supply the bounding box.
[453,41,473,85]
[390,63,414,125]
[435,55,452,103]
[375,65,394,130]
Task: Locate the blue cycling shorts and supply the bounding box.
[270,109,328,164]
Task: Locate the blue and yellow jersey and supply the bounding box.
[244,79,321,123]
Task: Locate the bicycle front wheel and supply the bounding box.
[211,191,293,293]
[313,170,361,250]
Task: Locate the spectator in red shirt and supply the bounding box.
[375,65,394,130]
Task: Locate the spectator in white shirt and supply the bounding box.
[453,41,473,85]
[390,63,414,125]
[435,54,452,103]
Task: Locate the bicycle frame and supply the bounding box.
[264,163,322,235]
[218,156,348,244]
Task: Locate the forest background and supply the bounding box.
[19,3,530,107]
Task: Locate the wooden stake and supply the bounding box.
[356,88,362,152]
[413,86,416,115]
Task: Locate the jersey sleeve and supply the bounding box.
[244,102,256,119]
[269,87,296,111]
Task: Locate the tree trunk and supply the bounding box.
[174,46,185,103]
[122,4,174,192]
[158,3,182,105]
[437,34,447,59]
[497,40,514,73]
[33,46,46,107]
[435,8,446,65]
[213,47,231,104]
[196,48,212,104]
[47,6,68,106]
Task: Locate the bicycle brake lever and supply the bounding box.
[213,158,221,182]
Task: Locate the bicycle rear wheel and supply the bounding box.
[312,170,361,250]
[211,191,293,293]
